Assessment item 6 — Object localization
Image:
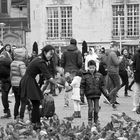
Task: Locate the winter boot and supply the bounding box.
[77,111,81,118]
[124,92,131,97]
[94,112,98,124]
[1,110,11,119]
[72,111,77,118]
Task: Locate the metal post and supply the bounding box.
[118,15,122,51]
[0,23,6,42]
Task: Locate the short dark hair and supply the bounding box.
[70,38,77,45]
[101,47,105,53]
[88,60,96,67]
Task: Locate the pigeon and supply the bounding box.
[112,113,123,120]
[122,112,134,123]
[111,116,122,124]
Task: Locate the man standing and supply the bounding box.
[61,38,82,73]
[107,42,122,109]
[133,43,140,112]
[0,55,12,118]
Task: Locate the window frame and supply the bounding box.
[46,5,72,40]
[127,4,139,37]
[0,0,8,14]
[112,4,125,37]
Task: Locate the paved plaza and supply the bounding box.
[0,86,140,128]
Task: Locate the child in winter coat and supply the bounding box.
[80,60,107,125]
[64,72,72,107]
[10,48,27,120]
[70,70,82,118]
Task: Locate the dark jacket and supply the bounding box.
[106,51,120,74]
[133,48,140,83]
[0,57,11,82]
[80,71,105,99]
[61,44,82,73]
[20,57,52,100]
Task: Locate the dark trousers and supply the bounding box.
[108,73,120,104]
[30,100,40,123]
[119,70,129,95]
[12,86,20,118]
[87,98,99,123]
[1,81,11,113]
[129,79,135,89]
[20,98,31,119]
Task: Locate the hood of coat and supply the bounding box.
[67,44,78,51]
[74,76,82,81]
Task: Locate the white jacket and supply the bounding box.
[70,76,81,101]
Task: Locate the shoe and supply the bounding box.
[77,111,81,118]
[116,95,119,98]
[18,119,25,125]
[52,94,57,96]
[64,104,69,107]
[80,102,87,105]
[8,100,12,103]
[114,101,120,105]
[132,107,137,112]
[33,123,41,131]
[128,87,133,91]
[112,104,117,109]
[1,112,11,119]
[124,94,131,97]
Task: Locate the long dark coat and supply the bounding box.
[133,48,140,83]
[19,57,52,100]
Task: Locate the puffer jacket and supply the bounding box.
[10,61,26,86]
[80,71,105,99]
[10,48,27,87]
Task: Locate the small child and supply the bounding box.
[64,72,72,107]
[70,70,82,118]
[80,60,107,125]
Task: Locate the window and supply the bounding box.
[112,5,124,36]
[47,7,59,38]
[127,4,139,36]
[0,0,8,14]
[47,6,72,39]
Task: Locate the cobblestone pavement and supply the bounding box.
[0,86,140,128]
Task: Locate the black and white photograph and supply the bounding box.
[0,0,140,139]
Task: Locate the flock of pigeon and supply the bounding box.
[0,112,140,140]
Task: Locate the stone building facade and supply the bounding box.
[0,0,140,54]
[0,0,30,48]
[28,0,140,54]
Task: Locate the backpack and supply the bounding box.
[0,56,11,80]
[41,93,55,118]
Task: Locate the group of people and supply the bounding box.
[0,38,139,129]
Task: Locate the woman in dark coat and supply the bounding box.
[19,45,58,130]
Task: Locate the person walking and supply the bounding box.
[107,42,122,109]
[0,54,12,118]
[132,45,140,112]
[119,48,130,97]
[19,45,60,130]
